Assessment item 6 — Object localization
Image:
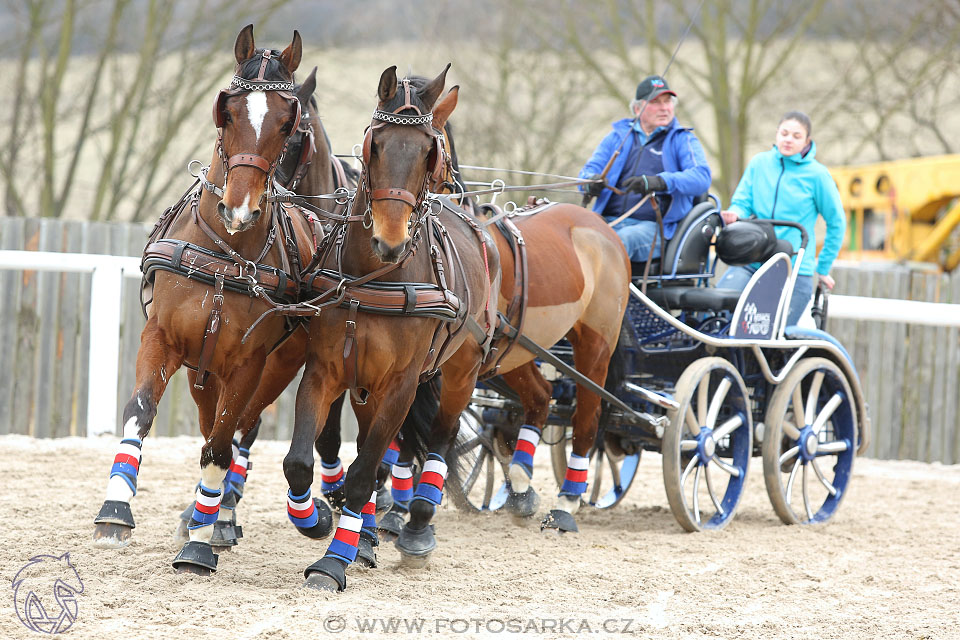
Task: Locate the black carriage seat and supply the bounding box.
[629,198,722,282]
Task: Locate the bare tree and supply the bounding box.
[1,0,292,221]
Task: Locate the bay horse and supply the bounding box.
[282,65,501,591]
[381,81,631,536]
[91,25,344,574]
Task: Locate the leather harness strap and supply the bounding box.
[483,211,529,376]
[195,274,225,389]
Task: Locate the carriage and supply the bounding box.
[449,196,871,531]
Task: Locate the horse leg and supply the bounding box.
[302,375,418,592]
[172,357,267,575]
[542,323,614,534]
[500,361,553,518]
[93,318,182,548]
[315,393,346,510]
[376,438,399,514]
[377,444,415,542]
[396,358,481,563]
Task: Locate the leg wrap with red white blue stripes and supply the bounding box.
[320,459,345,494]
[390,462,414,509]
[411,454,447,507]
[510,425,541,478]
[109,438,143,496]
[224,441,250,499]
[324,508,364,564]
[287,488,320,528]
[559,453,589,497]
[382,439,400,467]
[360,491,377,540]
[188,483,222,529]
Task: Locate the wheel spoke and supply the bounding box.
[805,371,825,426]
[785,458,801,504]
[704,463,725,517]
[711,456,741,478]
[589,451,603,504]
[811,458,838,496]
[680,439,699,452]
[812,392,843,434]
[685,405,701,436]
[779,445,800,467]
[482,451,496,509]
[697,375,710,426]
[792,386,807,428]
[453,436,482,458]
[782,418,802,440]
[817,440,849,454]
[802,463,814,521]
[461,448,487,496]
[607,453,622,489]
[692,464,702,525]
[712,414,743,442]
[681,453,700,487]
[706,377,732,429]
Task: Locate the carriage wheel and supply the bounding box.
[663,357,752,532]
[447,406,513,513]
[762,357,856,525]
[547,424,641,509]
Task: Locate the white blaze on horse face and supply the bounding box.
[227,194,254,234]
[245,91,268,142]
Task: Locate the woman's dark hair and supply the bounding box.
[779,110,812,138]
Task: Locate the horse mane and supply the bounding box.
[236,48,293,82]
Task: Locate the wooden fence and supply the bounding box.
[1,218,958,463]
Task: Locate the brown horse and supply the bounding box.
[379,83,631,536]
[282,65,501,591]
[91,25,340,573]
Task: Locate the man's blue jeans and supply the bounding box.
[716,265,814,327]
[605,217,661,261]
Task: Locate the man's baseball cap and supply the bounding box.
[635,75,676,102]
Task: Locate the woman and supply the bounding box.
[717,111,846,326]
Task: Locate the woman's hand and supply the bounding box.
[720,210,739,225]
[818,273,835,290]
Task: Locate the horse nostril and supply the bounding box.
[217,202,228,220]
[250,208,262,220]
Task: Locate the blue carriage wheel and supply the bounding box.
[547,425,641,510]
[761,357,857,525]
[662,357,753,532]
[447,406,513,513]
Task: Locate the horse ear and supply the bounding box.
[378,66,398,103]
[235,24,255,64]
[296,66,318,105]
[420,63,451,111]
[432,85,459,130]
[280,30,302,74]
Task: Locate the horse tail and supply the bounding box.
[397,375,442,466]
[599,318,630,431]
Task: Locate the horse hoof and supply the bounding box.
[92,523,133,549]
[355,535,377,569]
[295,498,334,539]
[375,484,394,515]
[399,552,430,569]
[506,487,540,518]
[323,487,346,512]
[303,557,346,592]
[172,520,189,545]
[540,509,579,534]
[210,519,240,548]
[377,508,406,543]
[172,541,218,574]
[395,523,436,562]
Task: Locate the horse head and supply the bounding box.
[213,24,302,234]
[362,64,457,263]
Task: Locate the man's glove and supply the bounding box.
[584,173,606,197]
[622,174,667,195]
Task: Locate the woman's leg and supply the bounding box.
[785,275,814,326]
[715,265,756,291]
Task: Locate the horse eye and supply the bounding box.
[281,121,293,135]
[223,112,233,124]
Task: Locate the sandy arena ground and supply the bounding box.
[1,434,958,639]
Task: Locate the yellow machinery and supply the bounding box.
[830,154,960,271]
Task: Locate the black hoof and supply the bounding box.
[303,557,346,592]
[395,523,436,558]
[295,499,334,539]
[172,541,218,574]
[377,507,406,543]
[211,517,240,548]
[323,487,346,512]
[540,509,579,533]
[375,484,394,515]
[355,533,377,569]
[93,500,135,548]
[506,487,540,518]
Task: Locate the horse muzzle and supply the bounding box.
[217,201,262,234]
[370,235,411,264]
